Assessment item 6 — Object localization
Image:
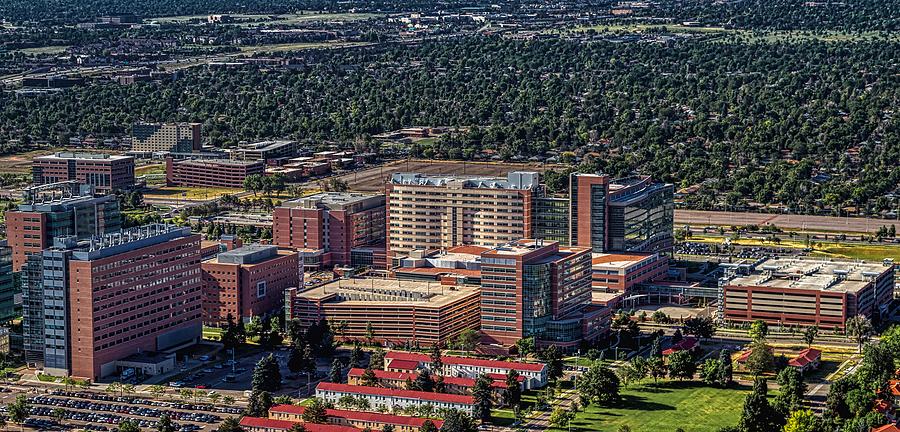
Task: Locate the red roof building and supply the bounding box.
[316,382,475,415]
[872,425,900,432]
[384,350,548,390]
[662,336,699,356]
[238,417,359,432]
[788,348,821,373]
[268,404,443,432]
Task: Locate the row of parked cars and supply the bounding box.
[51,390,242,415]
[33,395,222,424]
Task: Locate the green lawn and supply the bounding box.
[552,381,752,432]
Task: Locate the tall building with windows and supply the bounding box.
[533,196,570,246]
[32,152,135,195]
[273,193,386,269]
[479,240,603,349]
[22,224,202,379]
[386,172,539,261]
[569,173,673,254]
[0,241,15,324]
[5,183,121,272]
[131,122,201,154]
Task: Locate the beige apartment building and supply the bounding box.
[385,172,538,261]
[131,122,201,154]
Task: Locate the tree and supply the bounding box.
[801,326,818,348]
[329,358,344,383]
[119,420,140,432]
[774,367,806,415]
[738,379,783,432]
[7,394,29,428]
[700,358,723,386]
[288,345,306,375]
[515,337,535,358]
[846,388,875,418]
[361,367,379,387]
[288,424,308,432]
[217,417,245,432]
[749,320,769,341]
[717,349,733,387]
[430,343,444,374]
[456,328,479,353]
[366,322,376,345]
[157,414,177,432]
[845,315,872,353]
[502,369,522,407]
[302,398,329,424]
[434,375,446,393]
[683,316,716,338]
[539,345,564,381]
[148,384,167,400]
[350,344,364,368]
[667,350,697,380]
[782,409,820,432]
[641,353,664,384]
[51,407,66,424]
[579,361,620,406]
[370,347,386,370]
[472,374,493,421]
[415,369,435,393]
[440,410,477,432]
[855,343,894,392]
[381,426,395,432]
[619,356,648,387]
[420,420,439,432]
[825,377,854,419]
[246,390,273,417]
[252,353,282,392]
[746,342,774,376]
[550,407,575,429]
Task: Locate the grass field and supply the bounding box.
[144,186,242,200]
[15,45,70,55]
[552,381,752,432]
[135,163,166,176]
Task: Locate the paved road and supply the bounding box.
[676,210,897,234]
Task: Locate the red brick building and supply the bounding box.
[273,193,386,270]
[40,225,204,380]
[722,257,896,328]
[6,189,121,272]
[33,152,135,195]
[165,157,265,188]
[201,244,299,325]
[591,252,669,293]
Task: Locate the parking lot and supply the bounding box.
[0,388,242,431]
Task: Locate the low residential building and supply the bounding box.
[788,348,821,373]
[269,404,444,432]
[722,257,896,328]
[201,245,300,326]
[346,367,520,399]
[230,140,298,161]
[33,152,135,194]
[273,193,386,270]
[165,157,265,188]
[316,382,476,415]
[239,417,359,432]
[383,351,548,389]
[285,278,480,347]
[661,336,699,356]
[591,252,669,293]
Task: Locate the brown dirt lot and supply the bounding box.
[337,159,561,192]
